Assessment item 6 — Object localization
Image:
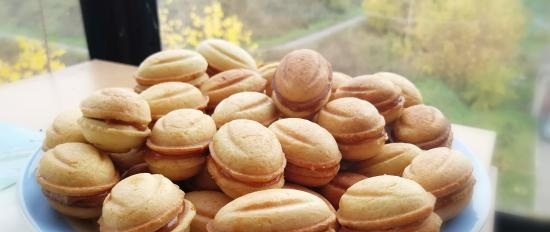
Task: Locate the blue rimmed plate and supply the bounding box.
[18,139,491,231]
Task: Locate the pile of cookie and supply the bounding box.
[37,39,475,232]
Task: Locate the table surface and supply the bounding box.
[0,60,498,231]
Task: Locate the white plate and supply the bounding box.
[19,139,491,231]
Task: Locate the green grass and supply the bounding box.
[415,77,536,211]
[402,0,550,212]
[255,8,362,47]
[0,24,86,48]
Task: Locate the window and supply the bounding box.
[0,0,88,84]
[0,0,548,226]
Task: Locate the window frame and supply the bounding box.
[80,0,161,65]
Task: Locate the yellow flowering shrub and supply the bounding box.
[362,0,407,32]
[0,37,65,83]
[411,0,525,109]
[160,1,257,51]
[362,0,526,109]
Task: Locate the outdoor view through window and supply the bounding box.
[0,0,548,219]
[0,0,88,84]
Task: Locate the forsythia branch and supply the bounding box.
[160,1,258,52]
[0,37,65,84]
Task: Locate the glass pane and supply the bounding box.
[0,0,46,83]
[0,0,88,85]
[158,0,550,216]
[41,0,88,68]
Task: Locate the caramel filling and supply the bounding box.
[336,129,387,145]
[206,65,222,76]
[414,125,452,149]
[146,149,206,160]
[136,71,205,84]
[435,176,476,210]
[367,130,388,141]
[209,156,283,188]
[272,78,332,112]
[103,118,148,131]
[377,95,404,114]
[42,189,109,208]
[120,163,151,179]
[331,175,367,191]
[285,162,340,178]
[155,205,184,232]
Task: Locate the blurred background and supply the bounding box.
[0,0,548,229]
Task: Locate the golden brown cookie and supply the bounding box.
[78,88,151,153]
[134,83,150,93]
[272,49,332,118]
[374,72,423,107]
[269,118,341,187]
[282,183,336,213]
[212,92,278,128]
[197,39,257,76]
[330,72,352,100]
[186,165,220,191]
[337,175,438,231]
[258,62,279,96]
[36,143,119,219]
[99,173,195,232]
[108,146,147,174]
[207,119,286,198]
[334,75,404,124]
[316,97,387,161]
[207,189,336,232]
[354,143,421,177]
[185,191,232,232]
[145,109,215,181]
[135,49,208,87]
[140,82,209,120]
[200,69,266,111]
[43,109,87,151]
[145,154,205,183]
[338,213,442,232]
[403,147,475,221]
[318,172,368,209]
[392,105,453,149]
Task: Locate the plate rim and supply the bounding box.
[17,151,43,232]
[450,139,491,232]
[17,139,492,232]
